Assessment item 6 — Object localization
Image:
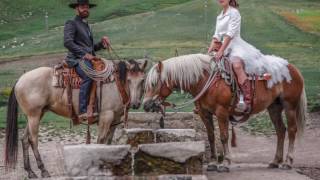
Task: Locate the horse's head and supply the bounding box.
[143,61,173,112]
[124,59,148,109]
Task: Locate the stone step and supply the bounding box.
[63,144,132,177]
[155,129,196,143]
[112,128,155,147]
[43,175,208,180]
[112,128,197,146]
[134,141,205,176]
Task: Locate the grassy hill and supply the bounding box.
[0,0,319,128]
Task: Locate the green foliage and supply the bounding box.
[241,112,275,136]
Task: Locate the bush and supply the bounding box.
[0,87,12,107]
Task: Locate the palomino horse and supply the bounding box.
[5,58,148,178]
[143,54,306,171]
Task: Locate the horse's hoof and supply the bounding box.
[207,163,218,171]
[217,165,230,173]
[280,164,292,170]
[28,171,38,179]
[41,170,51,178]
[268,163,279,169]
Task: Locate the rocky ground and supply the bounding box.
[0,112,319,180]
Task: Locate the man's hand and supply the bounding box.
[101,36,111,48]
[84,53,95,61]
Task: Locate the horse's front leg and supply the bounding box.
[105,115,122,145]
[197,107,218,169]
[97,111,114,144]
[216,105,232,172]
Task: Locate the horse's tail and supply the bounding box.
[296,86,307,140]
[5,84,19,169]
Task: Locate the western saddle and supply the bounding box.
[52,58,117,126]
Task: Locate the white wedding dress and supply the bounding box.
[213,6,292,88]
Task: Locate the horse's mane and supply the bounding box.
[146,54,213,90]
[117,61,127,84]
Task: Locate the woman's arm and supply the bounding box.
[215,9,241,61]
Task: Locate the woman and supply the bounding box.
[208,0,290,112]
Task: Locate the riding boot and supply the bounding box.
[238,79,252,113]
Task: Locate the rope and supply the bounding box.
[79,58,114,81]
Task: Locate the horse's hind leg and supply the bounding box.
[282,106,298,169]
[27,114,51,178]
[267,100,286,168]
[21,127,38,178]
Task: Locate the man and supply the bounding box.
[64,0,110,120]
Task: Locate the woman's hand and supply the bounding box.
[215,50,224,62]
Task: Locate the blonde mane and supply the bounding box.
[146,54,214,90]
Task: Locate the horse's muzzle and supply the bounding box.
[130,102,141,110]
[143,100,162,113]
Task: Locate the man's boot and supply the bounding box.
[237,79,252,113]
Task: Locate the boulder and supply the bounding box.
[134,141,205,175]
[155,129,196,143]
[63,144,132,177]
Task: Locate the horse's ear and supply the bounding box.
[125,60,135,70]
[136,59,148,71]
[156,61,163,73]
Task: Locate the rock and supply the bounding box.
[158,175,208,180]
[63,144,132,177]
[134,141,205,175]
[112,128,155,147]
[155,129,196,143]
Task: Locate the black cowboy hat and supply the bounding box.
[69,0,97,9]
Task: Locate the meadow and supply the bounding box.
[0,0,319,131]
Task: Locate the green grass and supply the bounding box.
[0,0,319,130]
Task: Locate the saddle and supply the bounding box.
[52,59,113,125]
[211,54,271,124]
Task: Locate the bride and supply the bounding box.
[208,0,291,112]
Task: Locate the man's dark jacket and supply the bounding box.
[64,16,104,67]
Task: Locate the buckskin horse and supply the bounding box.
[143,54,306,172]
[5,58,148,178]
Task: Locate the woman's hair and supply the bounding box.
[229,0,239,8]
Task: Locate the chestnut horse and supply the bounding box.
[5,58,148,178]
[143,54,306,171]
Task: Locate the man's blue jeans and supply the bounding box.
[75,60,93,114]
